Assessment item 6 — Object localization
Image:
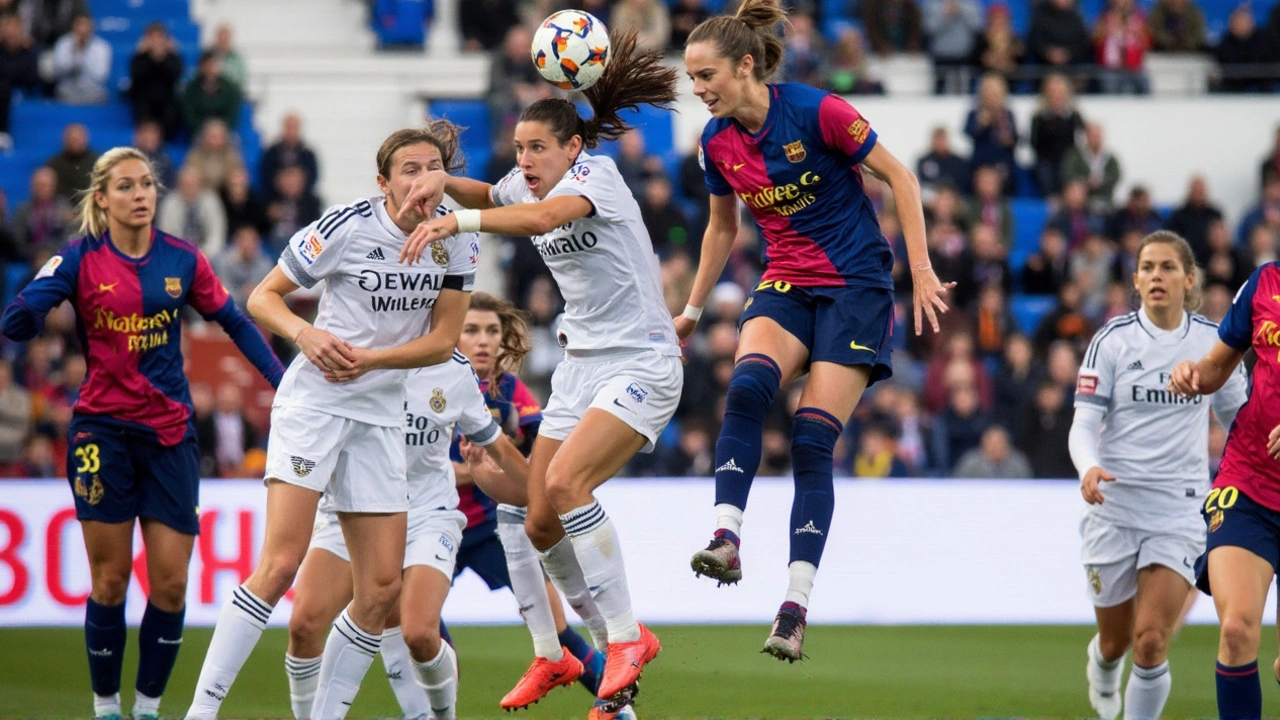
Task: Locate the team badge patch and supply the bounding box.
[35,255,62,280]
[1208,509,1224,532]
[625,382,649,404]
[430,241,450,267]
[847,118,870,143]
[291,456,316,477]
[299,232,324,264]
[1087,567,1102,595]
[783,140,806,163]
[165,277,182,298]
[430,387,447,413]
[1077,374,1098,395]
[74,475,104,505]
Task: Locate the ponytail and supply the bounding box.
[686,0,788,81]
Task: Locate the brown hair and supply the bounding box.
[77,147,157,238]
[686,0,788,81]
[1136,230,1203,311]
[468,291,533,386]
[520,28,677,149]
[375,119,465,178]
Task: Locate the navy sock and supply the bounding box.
[560,628,602,694]
[788,408,841,567]
[438,620,453,648]
[713,354,782,511]
[136,602,185,700]
[85,598,127,697]
[1217,660,1262,720]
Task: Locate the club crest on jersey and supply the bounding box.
[1209,509,1224,532]
[165,277,182,298]
[625,382,649,404]
[1087,567,1102,594]
[291,456,316,477]
[430,387,447,413]
[430,240,450,267]
[783,140,807,163]
[74,474,104,505]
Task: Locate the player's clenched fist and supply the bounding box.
[1080,466,1116,505]
[1167,359,1200,398]
[295,325,356,374]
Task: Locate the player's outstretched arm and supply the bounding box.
[1169,341,1245,398]
[675,193,738,340]
[863,142,955,336]
[399,196,593,265]
[248,266,357,374]
[398,169,495,222]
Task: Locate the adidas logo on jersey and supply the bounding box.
[795,520,824,536]
[1127,360,1144,371]
[717,458,744,474]
[365,247,385,261]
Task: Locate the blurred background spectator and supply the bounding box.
[1029,73,1083,197]
[44,122,97,200]
[0,13,38,149]
[157,165,227,255]
[261,113,318,202]
[923,0,981,94]
[12,166,73,261]
[50,12,109,104]
[826,27,885,94]
[1147,0,1206,52]
[128,22,183,138]
[864,0,923,56]
[181,50,242,136]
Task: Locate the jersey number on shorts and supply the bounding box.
[74,443,101,474]
[755,280,793,293]
[1204,486,1239,514]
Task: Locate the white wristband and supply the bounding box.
[682,304,703,322]
[454,209,482,234]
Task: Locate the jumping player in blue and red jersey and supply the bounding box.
[0,148,283,720]
[1170,261,1280,720]
[679,0,954,661]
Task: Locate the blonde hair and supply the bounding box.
[1137,230,1203,312]
[76,147,157,238]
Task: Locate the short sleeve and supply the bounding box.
[700,135,732,197]
[443,225,479,292]
[457,372,502,446]
[817,95,878,165]
[278,204,357,289]
[490,167,525,208]
[546,157,621,222]
[511,377,543,424]
[188,249,233,317]
[1220,266,1263,351]
[1076,326,1117,409]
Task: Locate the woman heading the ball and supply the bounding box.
[679,0,953,660]
[398,29,682,715]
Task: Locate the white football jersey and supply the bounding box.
[276,198,480,426]
[491,153,680,356]
[1075,310,1248,529]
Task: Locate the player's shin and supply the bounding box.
[539,536,609,650]
[185,585,274,719]
[284,654,321,720]
[379,627,432,719]
[1124,662,1171,720]
[412,641,458,720]
[85,598,127,718]
[713,354,783,523]
[786,407,841,603]
[310,608,382,720]
[133,602,185,718]
[497,506,563,660]
[560,500,638,643]
[1216,660,1262,720]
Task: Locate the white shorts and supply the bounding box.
[540,349,683,453]
[1080,514,1202,607]
[310,506,465,578]
[265,405,408,513]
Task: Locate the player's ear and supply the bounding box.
[738,53,755,79]
[93,189,109,210]
[375,173,391,197]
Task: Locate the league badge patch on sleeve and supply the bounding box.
[299,233,324,265]
[34,255,62,280]
[1077,374,1098,395]
[847,118,870,143]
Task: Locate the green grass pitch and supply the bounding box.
[0,624,1268,719]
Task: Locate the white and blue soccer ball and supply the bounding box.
[531,10,611,91]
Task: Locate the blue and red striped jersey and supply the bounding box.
[1,230,284,446]
[700,82,892,289]
[452,372,543,531]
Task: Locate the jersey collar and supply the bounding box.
[1136,306,1190,339]
[732,84,780,142]
[102,227,158,264]
[373,196,405,239]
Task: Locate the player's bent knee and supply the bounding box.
[525,511,563,551]
[90,575,129,606]
[1219,614,1261,659]
[287,609,329,652]
[354,573,402,616]
[1132,627,1170,665]
[401,621,442,661]
[543,467,589,514]
[250,552,307,603]
[148,573,188,612]
[1097,633,1131,662]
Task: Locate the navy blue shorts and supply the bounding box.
[67,416,201,535]
[739,281,894,386]
[453,526,511,590]
[1194,484,1280,595]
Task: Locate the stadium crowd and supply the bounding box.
[0,0,1278,480]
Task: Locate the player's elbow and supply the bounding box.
[529,207,561,236]
[0,302,36,342]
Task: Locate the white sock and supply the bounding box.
[715,503,744,536]
[132,692,161,718]
[497,506,563,660]
[784,561,817,608]
[539,535,609,650]
[310,608,381,720]
[284,653,322,720]
[560,501,639,644]
[94,692,121,718]
[379,628,431,719]
[185,585,273,719]
[1088,634,1124,693]
[411,641,458,720]
[1124,661,1171,720]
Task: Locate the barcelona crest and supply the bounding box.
[75,475,104,505]
[165,277,182,298]
[783,140,806,163]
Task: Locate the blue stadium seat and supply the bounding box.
[12,101,132,136]
[0,153,48,205]
[1011,294,1058,335]
[1009,198,1049,273]
[88,0,191,18]
[428,100,490,135]
[3,262,29,307]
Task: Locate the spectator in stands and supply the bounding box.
[1070,232,1116,316]
[12,166,72,259]
[662,420,714,477]
[486,25,549,143]
[1028,0,1093,75]
[758,424,793,476]
[49,11,108,104]
[1146,0,1205,52]
[0,13,38,149]
[1018,377,1075,478]
[1109,228,1140,284]
[968,165,1012,249]
[1201,282,1232,324]
[1022,227,1070,295]
[127,22,183,138]
[1167,175,1222,262]
[1093,0,1150,94]
[211,382,256,477]
[973,282,1011,357]
[916,126,968,197]
[616,129,660,191]
[969,223,1013,296]
[1061,122,1121,209]
[853,421,910,478]
[44,122,96,201]
[994,333,1039,427]
[1048,179,1104,250]
[26,0,85,49]
[265,165,321,252]
[131,121,175,190]
[1034,282,1093,355]
[924,332,993,415]
[220,166,269,240]
[640,175,692,257]
[181,50,243,137]
[210,24,246,90]
[926,220,971,299]
[678,143,709,232]
[189,382,218,476]
[0,358,31,464]
[260,113,319,201]
[963,74,1018,195]
[185,119,245,193]
[214,225,273,310]
[1261,126,1280,188]
[1029,73,1083,198]
[1213,6,1276,94]
[13,432,56,478]
[459,0,519,51]
[954,425,1032,478]
[780,12,827,88]
[1247,223,1278,269]
[1105,185,1162,242]
[668,0,710,52]
[611,0,671,54]
[923,0,982,94]
[1237,177,1280,247]
[1203,219,1252,291]
[973,3,1023,87]
[937,384,991,473]
[863,0,923,56]
[157,165,227,255]
[826,27,885,95]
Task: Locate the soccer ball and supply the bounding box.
[531,10,610,91]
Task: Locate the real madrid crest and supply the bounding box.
[430,241,450,267]
[1087,567,1102,595]
[430,387,447,413]
[165,277,182,298]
